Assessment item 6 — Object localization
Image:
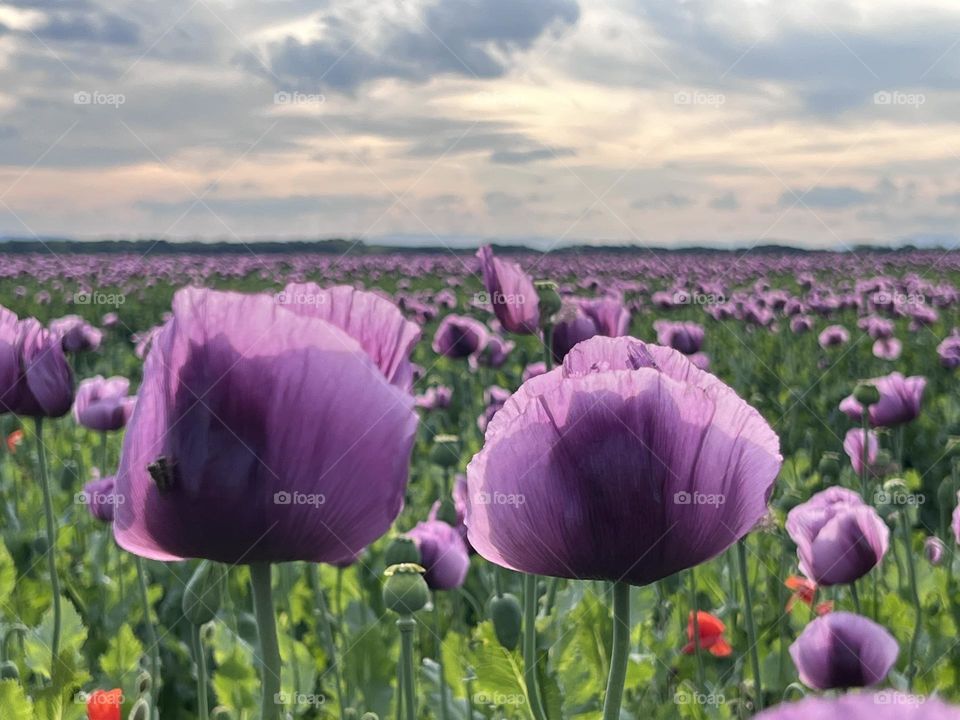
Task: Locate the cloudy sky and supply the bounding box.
[1,0,959,249]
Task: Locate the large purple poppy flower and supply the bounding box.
[113,288,417,564]
[653,320,705,355]
[843,428,878,476]
[73,375,136,432]
[755,692,959,719]
[406,519,470,590]
[279,283,420,392]
[786,488,888,586]
[432,315,490,359]
[465,336,781,585]
[839,372,926,427]
[789,612,898,689]
[0,306,74,418]
[476,246,540,334]
[49,314,103,353]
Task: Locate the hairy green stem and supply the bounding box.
[251,563,281,720]
[135,556,161,720]
[738,539,763,711]
[601,582,630,720]
[900,511,922,687]
[688,568,705,689]
[35,418,61,671]
[523,574,547,720]
[191,624,209,720]
[397,616,417,720]
[314,571,345,719]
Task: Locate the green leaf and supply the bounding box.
[0,540,15,609]
[0,679,34,720]
[24,598,87,682]
[99,624,144,682]
[210,622,259,713]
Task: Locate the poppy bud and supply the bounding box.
[817,452,840,479]
[534,280,562,323]
[384,536,421,566]
[128,698,150,720]
[0,660,19,680]
[925,537,946,566]
[182,560,224,626]
[488,593,522,650]
[938,475,957,510]
[430,435,460,468]
[853,382,881,406]
[383,563,429,615]
[434,498,458,526]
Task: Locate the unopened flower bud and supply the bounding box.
[853,382,881,406]
[534,281,562,323]
[182,560,224,626]
[435,498,458,526]
[0,660,19,680]
[817,452,840,479]
[488,592,522,651]
[430,435,460,468]
[925,537,946,566]
[384,536,421,567]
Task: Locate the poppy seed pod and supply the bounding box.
[488,593,522,651]
[383,564,429,615]
[430,435,461,468]
[853,382,881,406]
[534,280,563,322]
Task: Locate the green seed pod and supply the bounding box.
[182,560,225,626]
[430,435,460,469]
[534,280,562,322]
[128,698,150,720]
[383,564,429,615]
[488,593,522,651]
[384,536,421,567]
[817,452,840,479]
[0,660,19,680]
[853,382,881,406]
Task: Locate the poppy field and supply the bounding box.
[2,247,960,720]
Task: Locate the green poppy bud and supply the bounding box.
[817,452,840,478]
[384,536,421,567]
[383,563,429,615]
[938,476,957,512]
[488,593,522,651]
[0,660,19,680]
[853,382,881,406]
[534,280,562,323]
[430,435,460,468]
[182,560,225,626]
[435,498,458,526]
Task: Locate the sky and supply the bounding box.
[1,0,960,249]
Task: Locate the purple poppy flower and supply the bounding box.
[522,362,547,382]
[406,519,470,590]
[818,325,850,349]
[0,307,74,418]
[476,246,539,334]
[279,283,421,392]
[49,315,103,353]
[73,376,136,432]
[754,692,958,719]
[101,312,120,329]
[465,336,781,585]
[432,315,490,359]
[415,386,452,410]
[843,428,878,476]
[925,536,945,566]
[839,372,926,427]
[790,612,898,689]
[873,337,901,361]
[83,474,119,523]
[653,320,705,355]
[474,334,514,369]
[953,491,960,544]
[113,288,417,564]
[786,488,888,586]
[577,296,630,338]
[688,352,710,370]
[938,335,960,369]
[551,304,600,361]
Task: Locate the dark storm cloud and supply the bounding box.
[267,0,580,92]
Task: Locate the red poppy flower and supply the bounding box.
[86,689,122,720]
[6,429,23,454]
[785,575,833,615]
[682,610,732,657]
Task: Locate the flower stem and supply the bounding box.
[900,511,922,687]
[434,595,449,720]
[191,624,208,720]
[135,556,161,720]
[35,418,61,671]
[687,568,705,689]
[397,616,417,720]
[250,562,281,720]
[850,582,862,614]
[523,574,547,720]
[860,417,870,498]
[737,539,763,711]
[313,568,345,719]
[601,582,630,720]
